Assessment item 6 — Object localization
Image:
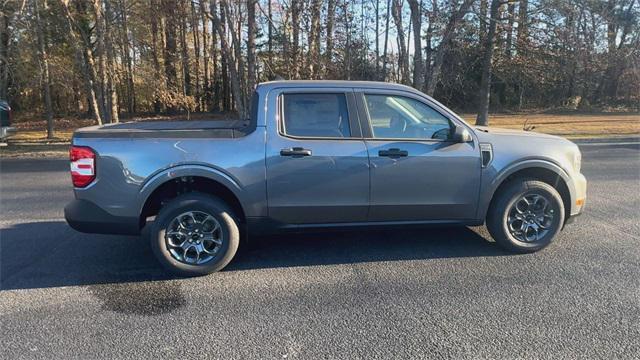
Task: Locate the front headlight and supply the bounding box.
[573,150,582,173]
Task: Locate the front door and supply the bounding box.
[266,90,370,224]
[359,91,482,222]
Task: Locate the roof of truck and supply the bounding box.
[256,80,420,93]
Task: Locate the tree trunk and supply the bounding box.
[0,7,10,100]
[344,1,351,79]
[200,0,211,109]
[374,0,380,75]
[191,0,201,109]
[92,0,109,122]
[62,1,103,125]
[104,0,119,123]
[504,1,515,59]
[291,0,301,79]
[475,0,500,126]
[34,0,54,138]
[150,0,162,113]
[479,0,488,44]
[119,0,135,114]
[247,0,257,92]
[424,0,436,91]
[424,0,473,96]
[308,0,322,79]
[326,0,337,77]
[179,4,192,97]
[210,0,245,117]
[162,0,179,113]
[381,0,391,80]
[408,0,423,89]
[391,0,409,84]
[516,0,528,47]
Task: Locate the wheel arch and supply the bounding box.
[137,165,247,229]
[480,160,574,223]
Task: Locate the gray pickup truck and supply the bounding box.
[65,80,587,276]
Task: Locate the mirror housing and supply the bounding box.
[451,125,473,143]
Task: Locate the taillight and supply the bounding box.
[70,146,96,187]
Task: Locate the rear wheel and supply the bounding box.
[150,193,239,276]
[487,179,565,253]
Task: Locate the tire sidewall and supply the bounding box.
[151,193,239,276]
[489,180,565,252]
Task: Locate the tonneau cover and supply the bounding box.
[73,119,255,139]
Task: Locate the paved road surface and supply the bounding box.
[1,143,639,359]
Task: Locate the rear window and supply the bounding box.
[281,93,351,138]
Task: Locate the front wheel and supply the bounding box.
[150,193,240,276]
[487,179,565,253]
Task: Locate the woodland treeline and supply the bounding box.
[1,0,639,137]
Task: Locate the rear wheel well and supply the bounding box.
[490,167,571,220]
[140,176,245,229]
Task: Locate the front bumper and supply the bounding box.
[564,172,587,225]
[64,199,140,235]
[570,172,587,216]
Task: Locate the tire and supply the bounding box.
[487,179,565,253]
[150,192,240,276]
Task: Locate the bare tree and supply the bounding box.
[326,0,336,77]
[476,0,501,126]
[408,0,424,89]
[0,4,11,100]
[247,0,256,91]
[104,0,119,122]
[34,0,54,137]
[150,0,162,113]
[118,0,135,114]
[92,0,108,122]
[209,0,244,117]
[291,0,301,79]
[61,0,103,125]
[179,2,192,96]
[391,0,409,84]
[424,0,474,96]
[381,0,391,80]
[162,0,179,112]
[307,0,322,79]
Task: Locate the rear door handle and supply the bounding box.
[280,147,312,157]
[378,148,408,158]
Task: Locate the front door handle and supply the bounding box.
[280,147,312,157]
[378,148,408,158]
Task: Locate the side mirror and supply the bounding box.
[451,125,473,143]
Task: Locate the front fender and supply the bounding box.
[477,159,576,220]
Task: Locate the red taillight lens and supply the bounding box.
[70,146,96,187]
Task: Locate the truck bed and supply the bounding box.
[73,119,254,139]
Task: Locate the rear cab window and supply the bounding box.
[281,93,351,138]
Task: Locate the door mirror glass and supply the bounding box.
[451,125,473,143]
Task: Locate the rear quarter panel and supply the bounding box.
[72,128,268,219]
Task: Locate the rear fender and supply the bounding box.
[137,164,244,217]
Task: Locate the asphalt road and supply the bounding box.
[1,143,639,359]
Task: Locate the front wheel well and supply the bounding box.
[489,167,571,220]
[139,176,246,229]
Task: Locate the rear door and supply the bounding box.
[356,89,481,221]
[265,88,370,224]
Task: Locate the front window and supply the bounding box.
[281,93,351,138]
[364,94,453,140]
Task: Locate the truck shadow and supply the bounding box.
[0,221,505,291]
